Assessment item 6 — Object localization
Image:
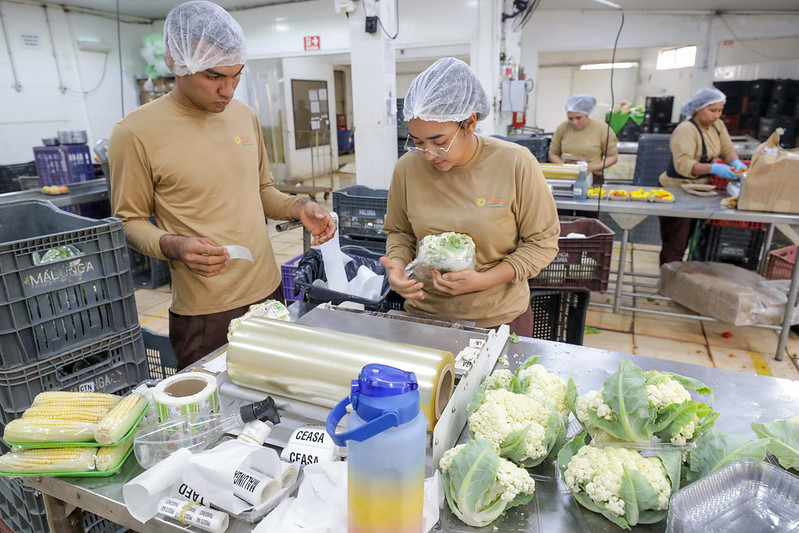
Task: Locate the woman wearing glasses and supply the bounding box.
[548,95,618,186]
[379,57,560,337]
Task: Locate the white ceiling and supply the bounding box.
[37,0,799,21]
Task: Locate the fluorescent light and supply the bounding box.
[591,0,622,9]
[76,39,110,53]
[580,61,638,71]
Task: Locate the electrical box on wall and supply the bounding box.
[500,80,527,112]
[365,16,378,33]
[333,0,356,13]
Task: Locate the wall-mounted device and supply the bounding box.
[76,39,111,53]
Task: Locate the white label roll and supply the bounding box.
[158,496,229,533]
[153,373,220,422]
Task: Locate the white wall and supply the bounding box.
[0,3,153,164]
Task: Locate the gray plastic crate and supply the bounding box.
[0,325,149,426]
[128,247,171,289]
[332,185,388,239]
[0,201,138,369]
[632,133,672,186]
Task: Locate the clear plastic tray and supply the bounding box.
[666,460,799,532]
[0,445,134,478]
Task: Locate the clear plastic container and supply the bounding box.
[667,460,799,532]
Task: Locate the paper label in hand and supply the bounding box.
[225,245,254,262]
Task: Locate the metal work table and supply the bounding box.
[0,178,109,208]
[21,307,799,532]
[555,185,799,360]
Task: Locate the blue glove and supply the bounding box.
[731,159,748,172]
[710,162,737,180]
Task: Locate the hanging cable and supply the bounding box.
[117,0,124,117]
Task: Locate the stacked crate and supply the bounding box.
[332,185,388,255]
[0,200,148,533]
[715,79,799,148]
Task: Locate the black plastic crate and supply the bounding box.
[530,289,589,345]
[332,185,388,239]
[0,471,128,533]
[128,247,171,289]
[632,133,672,186]
[0,325,148,426]
[143,327,177,381]
[690,222,765,271]
[0,161,36,194]
[0,201,138,369]
[492,134,550,163]
[33,145,94,186]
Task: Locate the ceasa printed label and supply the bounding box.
[23,257,99,292]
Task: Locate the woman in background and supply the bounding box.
[549,95,619,185]
[658,88,746,265]
[380,58,560,337]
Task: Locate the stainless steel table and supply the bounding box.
[0,179,109,208]
[21,317,799,533]
[555,185,799,360]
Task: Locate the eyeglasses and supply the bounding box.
[404,122,463,158]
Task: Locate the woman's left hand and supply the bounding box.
[430,269,485,295]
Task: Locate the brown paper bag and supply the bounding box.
[738,128,799,214]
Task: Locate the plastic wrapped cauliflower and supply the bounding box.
[404,232,475,280]
[558,433,682,530]
[227,300,290,341]
[568,359,717,444]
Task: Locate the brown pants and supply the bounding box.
[486,303,534,338]
[659,216,696,265]
[169,286,284,370]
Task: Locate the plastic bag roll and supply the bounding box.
[540,163,580,179]
[226,317,454,431]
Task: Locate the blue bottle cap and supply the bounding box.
[352,364,418,397]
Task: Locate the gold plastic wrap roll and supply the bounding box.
[540,163,580,179]
[226,317,455,431]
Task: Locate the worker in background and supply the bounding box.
[108,0,335,369]
[657,88,745,265]
[548,95,619,186]
[380,58,560,337]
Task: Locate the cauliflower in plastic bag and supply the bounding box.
[227,300,290,341]
[404,232,475,280]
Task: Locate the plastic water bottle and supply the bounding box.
[327,364,427,533]
[573,161,589,200]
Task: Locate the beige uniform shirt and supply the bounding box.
[549,119,619,179]
[658,118,735,187]
[109,95,299,315]
[383,135,560,328]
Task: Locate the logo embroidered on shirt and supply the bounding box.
[234,136,253,145]
[476,197,507,208]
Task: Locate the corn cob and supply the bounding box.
[32,391,121,409]
[95,433,135,472]
[94,393,148,445]
[22,405,109,423]
[0,447,96,473]
[3,417,98,443]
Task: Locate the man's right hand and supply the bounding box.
[379,257,424,300]
[160,235,230,278]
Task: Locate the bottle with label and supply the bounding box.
[327,364,426,533]
[573,161,589,200]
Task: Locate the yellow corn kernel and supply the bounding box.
[3,417,98,443]
[32,391,121,409]
[94,393,148,445]
[22,405,109,423]
[95,433,135,472]
[0,447,96,473]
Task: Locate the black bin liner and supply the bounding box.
[293,245,390,310]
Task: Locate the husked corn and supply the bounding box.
[3,417,98,443]
[22,405,109,423]
[94,393,148,445]
[0,447,96,473]
[32,391,121,409]
[95,433,135,472]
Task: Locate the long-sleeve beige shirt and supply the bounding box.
[109,95,299,315]
[383,135,560,328]
[669,118,735,178]
[549,119,619,179]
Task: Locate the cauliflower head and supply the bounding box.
[516,363,569,422]
[440,439,535,527]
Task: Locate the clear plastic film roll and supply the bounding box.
[540,163,580,179]
[226,317,454,432]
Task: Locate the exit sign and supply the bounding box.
[304,36,320,51]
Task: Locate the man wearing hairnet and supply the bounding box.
[549,95,619,185]
[657,87,745,265]
[109,1,335,369]
[380,58,560,336]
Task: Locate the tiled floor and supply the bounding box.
[135,162,799,382]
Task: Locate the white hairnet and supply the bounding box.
[565,95,596,115]
[403,58,490,123]
[680,88,726,117]
[163,1,246,77]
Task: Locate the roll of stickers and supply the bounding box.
[226,318,455,431]
[152,373,220,423]
[233,466,280,506]
[280,461,299,488]
[158,496,229,533]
